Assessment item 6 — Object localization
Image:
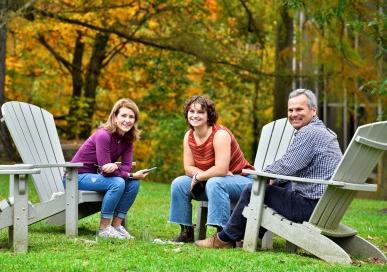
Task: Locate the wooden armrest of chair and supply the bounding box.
[0,164,40,175]
[0,164,35,170]
[242,170,377,192]
[30,162,83,168]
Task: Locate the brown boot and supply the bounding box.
[194,234,234,249]
[173,225,194,243]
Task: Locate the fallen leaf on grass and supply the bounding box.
[367,257,385,264]
[153,238,183,245]
[74,238,97,245]
[379,208,387,214]
[172,247,182,253]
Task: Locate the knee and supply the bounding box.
[128,180,140,193]
[171,176,189,193]
[205,177,224,193]
[110,177,125,193]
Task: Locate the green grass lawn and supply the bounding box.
[0,176,386,271]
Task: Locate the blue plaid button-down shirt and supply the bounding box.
[264,117,342,199]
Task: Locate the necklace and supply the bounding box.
[194,127,212,144]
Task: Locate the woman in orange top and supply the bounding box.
[169,95,254,242]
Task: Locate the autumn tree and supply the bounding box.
[3,0,385,184]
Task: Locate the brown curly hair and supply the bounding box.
[183,95,218,129]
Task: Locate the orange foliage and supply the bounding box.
[206,0,219,21]
[186,62,206,83]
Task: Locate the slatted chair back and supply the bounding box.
[309,121,387,233]
[2,101,65,202]
[254,118,295,171]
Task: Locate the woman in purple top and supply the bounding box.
[70,98,149,239]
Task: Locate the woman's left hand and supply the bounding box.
[133,169,150,180]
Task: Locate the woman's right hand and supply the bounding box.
[101,163,119,173]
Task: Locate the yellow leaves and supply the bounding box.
[148,20,159,31]
[6,56,23,70]
[186,62,206,83]
[206,0,219,21]
[186,87,203,97]
[227,17,237,28]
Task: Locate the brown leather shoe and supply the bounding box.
[194,234,234,249]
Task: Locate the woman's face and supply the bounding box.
[187,103,208,128]
[114,107,136,135]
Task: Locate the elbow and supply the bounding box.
[184,166,192,176]
[216,166,229,176]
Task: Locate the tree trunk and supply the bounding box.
[66,30,85,139]
[273,6,293,119]
[0,2,19,162]
[79,32,109,138]
[251,80,260,162]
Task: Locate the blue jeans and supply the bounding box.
[78,173,140,219]
[169,175,253,228]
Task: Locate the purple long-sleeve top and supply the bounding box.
[71,128,133,179]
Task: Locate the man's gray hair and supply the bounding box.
[289,89,317,109]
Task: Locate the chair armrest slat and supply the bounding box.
[30,162,83,168]
[243,170,344,186]
[243,170,377,192]
[355,136,387,150]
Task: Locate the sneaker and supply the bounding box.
[114,225,135,240]
[173,226,194,243]
[98,225,126,239]
[194,234,234,249]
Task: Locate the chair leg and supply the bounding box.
[12,174,28,253]
[242,178,267,252]
[261,231,273,250]
[195,201,208,240]
[65,168,79,236]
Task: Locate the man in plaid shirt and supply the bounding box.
[195,89,342,248]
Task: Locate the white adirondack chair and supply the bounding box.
[242,121,387,264]
[1,101,109,237]
[0,164,40,252]
[195,118,295,245]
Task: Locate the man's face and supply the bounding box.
[287,94,316,130]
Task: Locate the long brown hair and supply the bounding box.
[100,98,141,143]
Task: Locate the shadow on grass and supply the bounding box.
[29,224,96,236]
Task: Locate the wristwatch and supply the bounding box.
[128,173,133,179]
[194,174,201,183]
